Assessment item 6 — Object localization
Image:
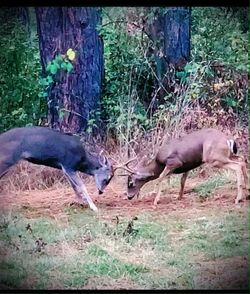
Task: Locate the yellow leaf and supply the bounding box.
[66,48,76,61]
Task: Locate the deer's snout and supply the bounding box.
[127,191,139,200]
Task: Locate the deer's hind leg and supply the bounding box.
[178,172,189,200]
[230,155,248,190]
[240,159,248,191]
[210,159,245,204]
[0,156,17,179]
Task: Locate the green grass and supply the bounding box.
[192,173,231,199]
[0,203,248,290]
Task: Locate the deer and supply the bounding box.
[0,126,114,212]
[116,128,248,207]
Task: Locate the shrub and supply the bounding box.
[0,16,46,132]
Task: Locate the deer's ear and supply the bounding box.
[98,155,106,166]
[98,150,108,166]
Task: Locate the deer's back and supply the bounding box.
[0,127,85,168]
[156,128,228,173]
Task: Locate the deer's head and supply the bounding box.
[127,172,154,199]
[94,153,114,194]
[114,157,156,200]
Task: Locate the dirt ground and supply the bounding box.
[0,173,249,290]
[0,174,248,218]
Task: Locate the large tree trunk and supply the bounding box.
[145,7,191,107]
[163,7,191,69]
[35,7,104,134]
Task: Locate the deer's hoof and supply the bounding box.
[90,204,98,212]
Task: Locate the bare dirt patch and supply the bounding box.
[0,174,248,219]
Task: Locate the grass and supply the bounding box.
[192,173,232,200]
[0,199,248,290]
[137,169,234,202]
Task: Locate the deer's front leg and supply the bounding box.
[61,166,98,212]
[178,172,189,200]
[153,166,173,207]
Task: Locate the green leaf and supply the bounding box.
[66,62,73,72]
[51,63,59,74]
[55,54,63,63]
[60,62,67,70]
[46,61,52,72]
[47,75,53,84]
[176,71,185,79]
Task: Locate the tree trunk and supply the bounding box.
[163,7,191,69]
[35,7,104,134]
[144,7,191,107]
[16,7,30,26]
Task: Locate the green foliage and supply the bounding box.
[39,50,75,103]
[169,7,248,121]
[191,7,248,71]
[0,205,247,289]
[0,16,46,132]
[99,13,154,139]
[99,7,248,142]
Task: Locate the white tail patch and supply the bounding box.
[21,151,32,159]
[227,139,235,154]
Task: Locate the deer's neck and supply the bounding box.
[80,151,102,175]
[140,159,165,179]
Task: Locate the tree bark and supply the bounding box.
[144,7,191,107]
[163,7,191,69]
[35,7,104,134]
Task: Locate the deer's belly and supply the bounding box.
[173,160,202,174]
[26,157,61,169]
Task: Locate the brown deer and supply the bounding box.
[0,126,114,212]
[116,128,248,206]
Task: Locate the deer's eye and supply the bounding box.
[128,181,134,188]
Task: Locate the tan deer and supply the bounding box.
[115,128,248,206]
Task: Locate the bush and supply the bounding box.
[0,15,46,132]
[191,7,248,71]
[99,12,154,143]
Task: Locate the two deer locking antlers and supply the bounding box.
[0,127,248,212]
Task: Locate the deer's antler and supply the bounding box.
[113,157,138,174]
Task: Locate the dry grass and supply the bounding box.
[0,161,66,193]
[0,160,93,195]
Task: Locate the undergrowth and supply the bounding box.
[0,204,247,289]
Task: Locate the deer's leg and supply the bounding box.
[231,155,248,190]
[61,166,98,212]
[153,166,173,207]
[211,160,244,204]
[0,157,17,179]
[178,172,189,200]
[240,161,248,190]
